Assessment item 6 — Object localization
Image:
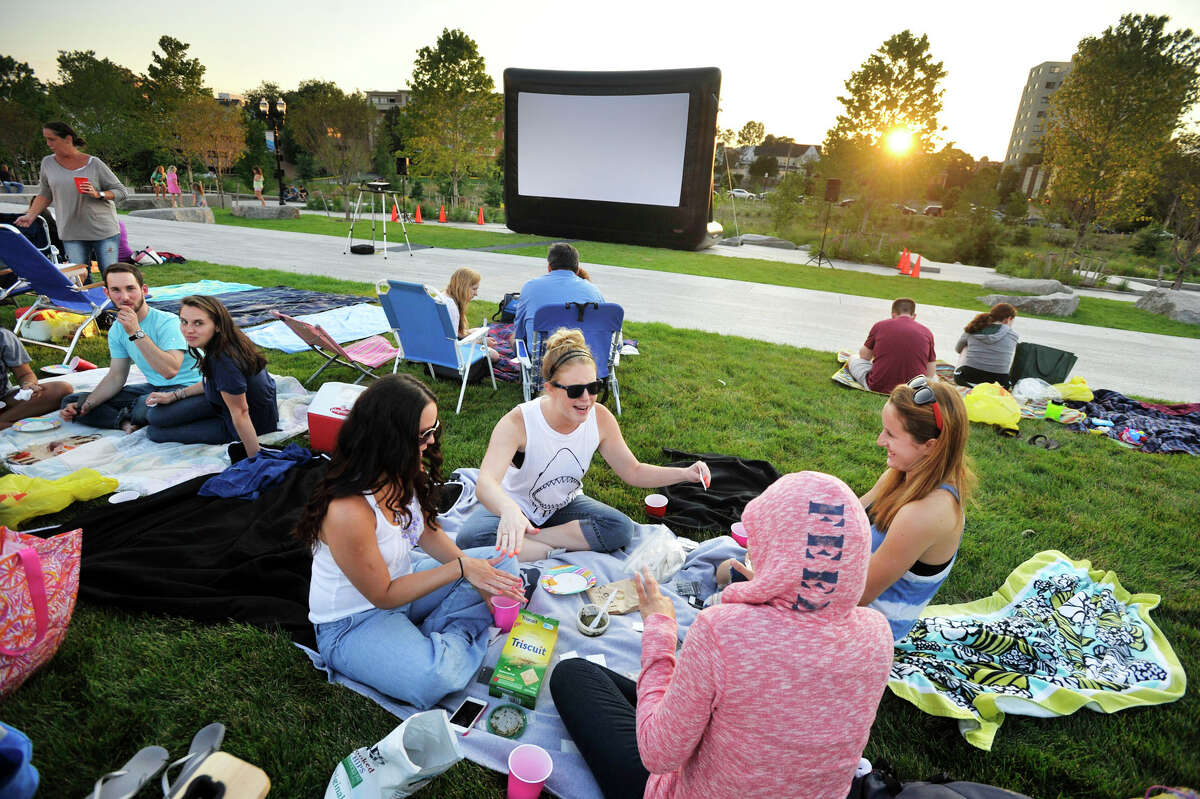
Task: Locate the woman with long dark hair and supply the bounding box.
[296,375,523,709]
[144,295,277,456]
[954,302,1018,388]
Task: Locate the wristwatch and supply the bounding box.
[129,330,146,342]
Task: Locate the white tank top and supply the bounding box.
[501,399,600,525]
[308,493,423,624]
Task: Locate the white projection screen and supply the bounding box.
[504,68,722,250]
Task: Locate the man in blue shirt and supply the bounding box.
[60,263,201,432]
[513,243,605,349]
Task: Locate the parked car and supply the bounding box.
[838,198,856,207]
[728,188,756,200]
[923,205,943,217]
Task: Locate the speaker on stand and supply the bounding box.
[805,179,839,269]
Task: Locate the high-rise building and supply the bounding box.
[1003,61,1072,167]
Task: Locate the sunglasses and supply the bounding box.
[906,376,943,432]
[549,380,602,399]
[417,419,440,443]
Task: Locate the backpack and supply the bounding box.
[847,762,1033,799]
[131,247,163,265]
[492,292,520,323]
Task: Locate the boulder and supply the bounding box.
[117,197,169,211]
[736,233,798,250]
[1135,288,1200,325]
[127,207,215,224]
[231,204,300,220]
[980,277,1072,295]
[977,293,1079,317]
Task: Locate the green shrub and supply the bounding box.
[951,217,1004,267]
[1010,226,1032,246]
[1046,230,1073,248]
[1130,228,1161,258]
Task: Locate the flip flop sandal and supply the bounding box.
[995,426,1021,438]
[86,745,169,799]
[1029,434,1062,450]
[162,723,226,798]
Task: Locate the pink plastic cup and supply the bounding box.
[644,494,667,518]
[507,743,553,799]
[730,522,748,547]
[491,597,522,632]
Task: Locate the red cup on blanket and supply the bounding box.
[69,356,97,371]
[730,522,748,548]
[644,494,667,518]
[491,596,522,632]
[507,743,553,799]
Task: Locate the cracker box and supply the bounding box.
[489,610,559,709]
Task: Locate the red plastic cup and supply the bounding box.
[644,494,667,518]
[73,177,90,194]
[491,597,522,632]
[730,522,748,548]
[69,356,97,371]
[507,743,553,799]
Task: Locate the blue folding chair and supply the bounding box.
[0,213,65,302]
[517,301,625,415]
[0,223,111,365]
[375,279,496,414]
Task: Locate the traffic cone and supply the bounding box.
[477,207,485,225]
[414,204,423,223]
[391,202,399,223]
[897,248,911,275]
[438,205,447,223]
[911,254,922,279]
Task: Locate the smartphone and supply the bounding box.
[448,697,488,734]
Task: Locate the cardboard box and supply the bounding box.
[307,382,367,453]
[489,610,559,709]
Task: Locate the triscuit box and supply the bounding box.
[490,610,559,709]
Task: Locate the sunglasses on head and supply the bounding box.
[417,419,440,443]
[549,380,602,399]
[906,376,943,432]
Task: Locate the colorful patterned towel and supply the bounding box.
[888,550,1185,750]
[831,350,955,393]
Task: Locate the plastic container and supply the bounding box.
[576,604,610,637]
[307,382,368,453]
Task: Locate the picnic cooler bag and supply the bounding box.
[0,526,82,696]
[1009,342,1077,385]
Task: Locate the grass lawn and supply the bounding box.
[5,262,1196,797]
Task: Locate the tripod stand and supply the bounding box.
[344,183,413,259]
[805,199,835,268]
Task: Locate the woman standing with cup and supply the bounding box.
[455,329,710,562]
[14,122,128,269]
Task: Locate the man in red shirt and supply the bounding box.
[847,297,937,393]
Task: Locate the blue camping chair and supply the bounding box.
[0,213,65,303]
[0,223,111,365]
[517,301,624,415]
[375,279,496,414]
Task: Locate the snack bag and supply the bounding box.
[323,710,463,799]
[490,610,559,709]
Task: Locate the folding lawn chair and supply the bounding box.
[0,223,111,365]
[375,279,496,414]
[0,213,67,302]
[269,309,398,387]
[517,301,625,414]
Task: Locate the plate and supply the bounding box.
[540,565,597,595]
[41,364,74,376]
[12,416,62,432]
[108,490,141,504]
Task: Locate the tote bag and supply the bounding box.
[0,526,82,696]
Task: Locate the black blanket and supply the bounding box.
[54,460,324,647]
[1068,389,1200,455]
[148,285,372,328]
[657,448,781,533]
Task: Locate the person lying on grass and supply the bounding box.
[718,376,972,641]
[295,375,523,710]
[141,295,277,457]
[456,328,710,562]
[552,471,893,799]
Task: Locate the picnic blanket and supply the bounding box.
[149,286,369,328]
[146,280,261,303]
[1067,389,1200,454]
[888,550,1185,750]
[243,303,390,353]
[832,350,956,392]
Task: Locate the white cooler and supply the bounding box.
[307,382,368,453]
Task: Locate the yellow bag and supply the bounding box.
[1052,376,1093,402]
[963,383,1021,431]
[0,469,119,528]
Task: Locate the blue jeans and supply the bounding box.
[63,234,120,270]
[314,548,518,710]
[61,383,191,430]
[2,182,21,194]
[455,494,635,553]
[145,394,231,444]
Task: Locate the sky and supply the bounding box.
[4,0,1199,161]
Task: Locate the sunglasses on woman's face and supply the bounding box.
[549,380,602,399]
[906,375,943,432]
[418,419,440,444]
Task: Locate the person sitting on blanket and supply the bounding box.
[954,302,1018,389]
[60,263,201,432]
[0,328,73,430]
[296,374,524,710]
[456,329,710,562]
[551,471,894,799]
[847,297,937,393]
[512,242,605,350]
[142,295,278,456]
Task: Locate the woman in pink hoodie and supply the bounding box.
[551,471,894,799]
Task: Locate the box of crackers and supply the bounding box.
[489,610,559,709]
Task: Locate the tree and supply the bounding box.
[172,96,246,207]
[0,56,48,182]
[1160,132,1200,288]
[1043,14,1200,251]
[748,153,778,187]
[146,36,207,106]
[736,120,765,148]
[288,84,373,220]
[822,30,946,230]
[405,28,502,202]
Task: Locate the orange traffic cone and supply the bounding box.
[438,205,447,223]
[897,248,911,275]
[911,254,922,279]
[414,204,423,223]
[478,207,485,225]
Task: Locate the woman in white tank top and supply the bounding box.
[296,375,523,709]
[456,329,711,562]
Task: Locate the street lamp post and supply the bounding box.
[258,97,287,206]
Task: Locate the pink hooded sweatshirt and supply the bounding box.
[636,471,894,799]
